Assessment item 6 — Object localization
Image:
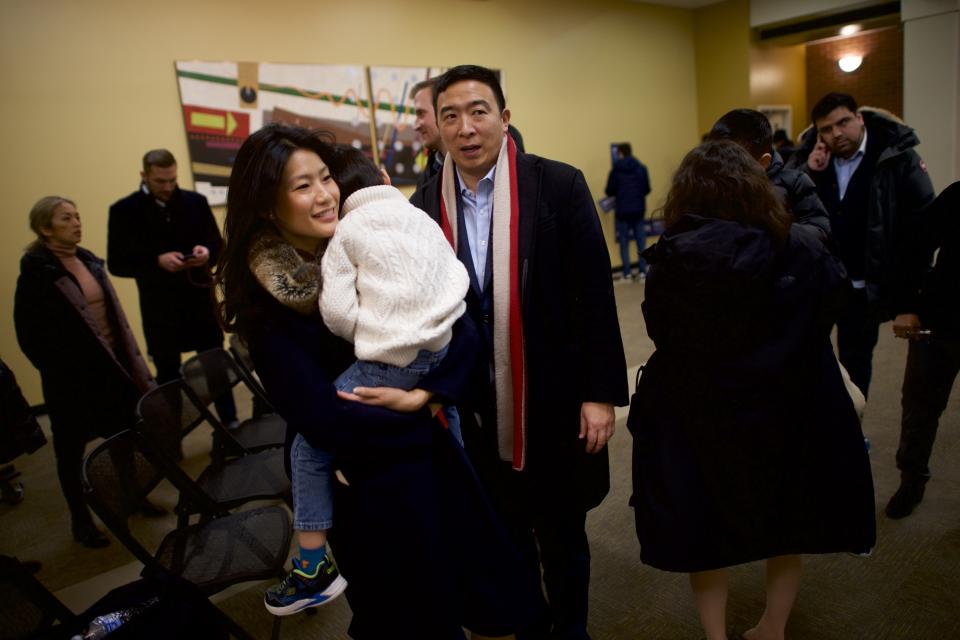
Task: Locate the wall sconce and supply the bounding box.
[838,55,863,72]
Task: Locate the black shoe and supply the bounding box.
[885,480,926,519]
[73,524,110,548]
[139,500,167,518]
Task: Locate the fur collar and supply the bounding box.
[248,231,323,315]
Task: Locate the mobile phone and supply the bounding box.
[181,252,195,261]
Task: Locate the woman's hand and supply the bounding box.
[337,386,433,412]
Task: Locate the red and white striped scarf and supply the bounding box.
[438,135,527,470]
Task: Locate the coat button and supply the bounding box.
[482,313,491,324]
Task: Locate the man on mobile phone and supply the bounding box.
[107,149,238,427]
[788,93,934,399]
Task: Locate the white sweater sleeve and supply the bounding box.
[319,227,360,343]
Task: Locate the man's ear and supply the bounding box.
[759,152,772,170]
[140,170,147,182]
[501,108,511,132]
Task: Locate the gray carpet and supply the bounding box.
[2,278,958,639]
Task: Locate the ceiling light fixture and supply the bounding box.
[840,24,861,37]
[838,55,863,72]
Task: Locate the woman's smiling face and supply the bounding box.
[273,149,341,254]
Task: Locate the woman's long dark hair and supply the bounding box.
[662,139,791,243]
[213,123,337,335]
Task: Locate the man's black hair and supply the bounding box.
[333,146,384,205]
[433,65,506,113]
[707,109,773,160]
[811,92,858,125]
[616,143,632,157]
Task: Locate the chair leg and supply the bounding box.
[271,615,283,640]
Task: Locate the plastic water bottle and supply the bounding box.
[82,597,159,639]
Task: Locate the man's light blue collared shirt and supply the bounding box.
[457,165,497,285]
[834,128,868,201]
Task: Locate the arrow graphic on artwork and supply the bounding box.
[190,111,238,135]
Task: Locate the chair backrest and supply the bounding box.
[0,555,77,638]
[227,335,274,410]
[227,334,254,373]
[136,380,212,451]
[81,430,171,568]
[181,349,242,408]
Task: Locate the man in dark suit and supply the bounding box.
[411,65,628,640]
[107,149,237,426]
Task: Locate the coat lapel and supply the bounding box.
[515,152,540,303]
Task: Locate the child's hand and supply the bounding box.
[337,387,433,412]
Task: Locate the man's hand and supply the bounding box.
[183,244,210,268]
[579,402,615,454]
[337,386,433,413]
[807,141,831,172]
[893,313,922,339]
[157,251,187,272]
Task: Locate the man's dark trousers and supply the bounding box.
[836,287,881,398]
[897,336,960,481]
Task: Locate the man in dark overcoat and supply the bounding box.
[788,93,934,398]
[107,149,237,424]
[411,65,628,640]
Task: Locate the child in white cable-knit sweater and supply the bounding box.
[319,147,469,439]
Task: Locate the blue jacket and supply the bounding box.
[605,156,650,221]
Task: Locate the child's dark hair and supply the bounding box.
[333,146,384,205]
[707,109,773,160]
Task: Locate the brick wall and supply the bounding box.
[806,26,903,124]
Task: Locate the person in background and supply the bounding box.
[15,196,158,548]
[630,140,875,640]
[708,109,830,242]
[772,128,796,164]
[788,93,934,398]
[107,150,238,428]
[887,180,960,518]
[411,78,446,191]
[605,143,651,280]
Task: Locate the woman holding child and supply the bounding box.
[214,123,536,639]
[629,140,876,640]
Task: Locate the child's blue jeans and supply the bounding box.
[290,346,460,531]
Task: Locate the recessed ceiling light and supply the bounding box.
[839,55,863,72]
[840,24,861,37]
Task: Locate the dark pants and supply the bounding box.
[615,218,646,276]
[52,427,95,532]
[897,335,960,481]
[153,347,237,423]
[836,288,881,398]
[466,437,592,640]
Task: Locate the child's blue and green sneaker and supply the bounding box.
[264,555,347,616]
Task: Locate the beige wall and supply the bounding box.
[1,0,702,402]
[750,43,806,140]
[694,0,752,136]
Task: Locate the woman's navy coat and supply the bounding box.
[629,215,876,572]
